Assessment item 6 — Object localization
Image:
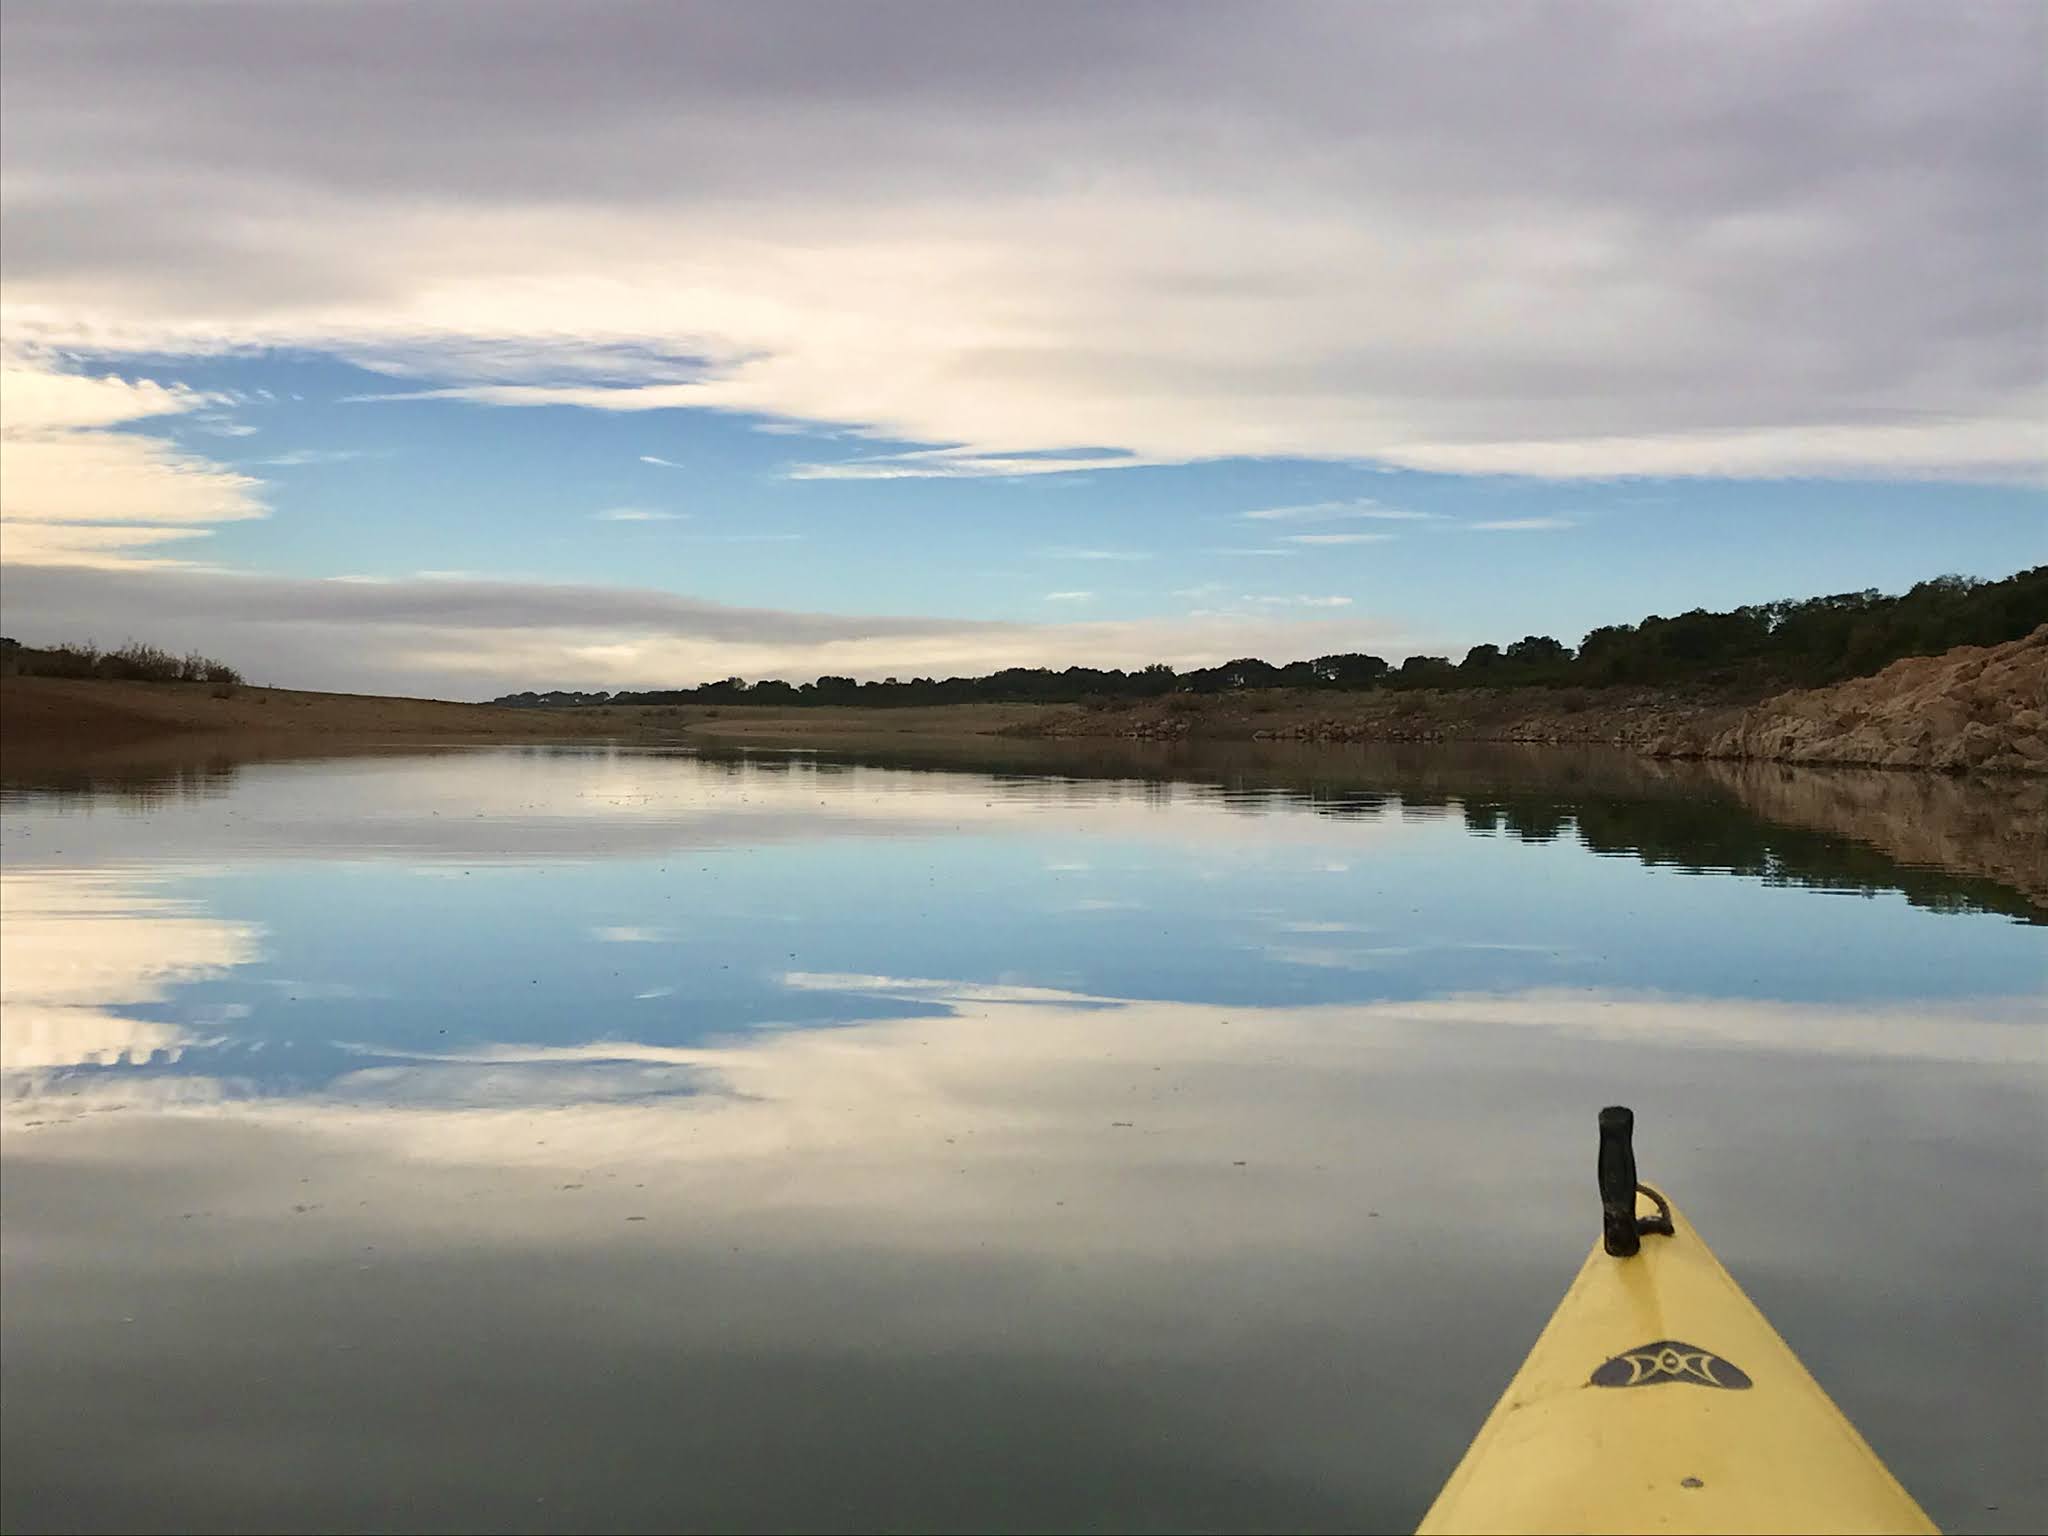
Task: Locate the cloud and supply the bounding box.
[245,448,372,468]
[1280,533,1397,546]
[0,563,1422,696]
[3,4,2036,482]
[1468,517,1577,532]
[1043,547,1151,562]
[1043,591,1094,602]
[638,454,684,467]
[1240,500,1435,522]
[592,506,686,522]
[0,349,267,568]
[789,450,1166,481]
[1241,595,1353,608]
[1204,547,1297,558]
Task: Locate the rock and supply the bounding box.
[1714,625,2046,776]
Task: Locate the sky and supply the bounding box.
[1,1,2042,698]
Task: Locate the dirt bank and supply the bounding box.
[1011,627,2048,774]
[1668,624,2047,772]
[6,628,2042,777]
[0,675,677,772]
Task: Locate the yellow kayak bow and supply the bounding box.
[1418,1107,1937,1535]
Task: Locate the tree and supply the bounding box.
[1312,652,1391,688]
[1396,654,1456,686]
[1504,635,1570,667]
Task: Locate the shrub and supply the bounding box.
[10,637,242,685]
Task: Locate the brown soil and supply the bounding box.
[7,628,2042,777]
[0,676,672,773]
[1676,624,2048,773]
[1010,627,2048,775]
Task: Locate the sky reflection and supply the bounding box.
[1,747,2042,1533]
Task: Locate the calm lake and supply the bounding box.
[2,742,2042,1534]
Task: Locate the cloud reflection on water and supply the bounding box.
[1,748,2043,1533]
[0,870,256,1072]
[4,962,2041,1534]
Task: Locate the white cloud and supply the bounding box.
[591,926,670,944]
[1240,500,1436,522]
[789,450,1167,481]
[1044,547,1151,562]
[1043,591,1094,602]
[592,506,686,522]
[1241,595,1353,608]
[1280,533,1397,546]
[247,448,372,468]
[0,350,267,568]
[1468,517,1577,532]
[638,454,684,467]
[3,5,2034,483]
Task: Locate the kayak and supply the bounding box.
[1417,1108,1937,1535]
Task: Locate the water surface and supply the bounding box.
[3,743,2042,1533]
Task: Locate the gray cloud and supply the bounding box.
[3,564,970,642]
[2,1,2040,481]
[0,564,1423,695]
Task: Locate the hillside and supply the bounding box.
[1014,626,2048,774]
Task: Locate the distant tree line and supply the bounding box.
[484,563,2045,709]
[1,637,244,686]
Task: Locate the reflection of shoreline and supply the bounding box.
[6,738,2043,920]
[1652,759,2048,914]
[700,739,2048,920]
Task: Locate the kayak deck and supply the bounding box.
[1418,1138,1936,1534]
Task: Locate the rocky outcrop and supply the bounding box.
[1668,625,2047,773]
[1017,628,2048,774]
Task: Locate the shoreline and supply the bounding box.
[4,626,2041,778]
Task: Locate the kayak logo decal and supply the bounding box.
[1590,1340,1753,1390]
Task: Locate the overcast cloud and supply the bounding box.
[3,1,2041,482]
[0,2,2041,684]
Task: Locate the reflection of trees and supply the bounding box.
[2,757,241,811]
[6,736,2038,924]
[687,739,2045,924]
